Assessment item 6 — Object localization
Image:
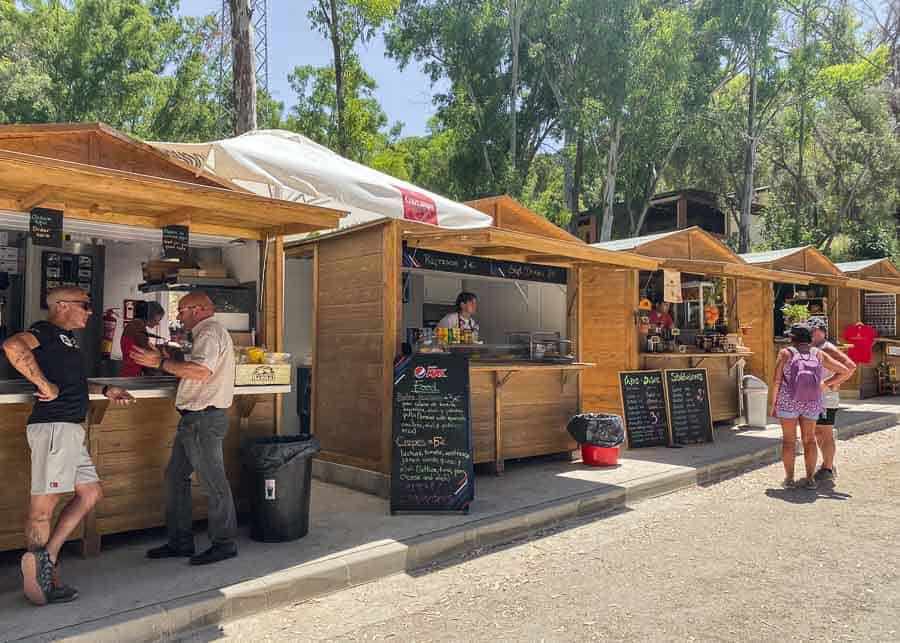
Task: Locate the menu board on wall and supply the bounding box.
[618,370,670,448]
[664,369,714,445]
[30,208,63,248]
[402,243,567,285]
[391,353,474,514]
[162,224,190,261]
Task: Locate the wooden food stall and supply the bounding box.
[0,124,343,554]
[739,247,900,399]
[585,228,801,423]
[835,259,900,398]
[285,211,658,495]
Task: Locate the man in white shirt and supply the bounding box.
[131,291,238,565]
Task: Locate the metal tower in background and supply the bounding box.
[218,0,269,134]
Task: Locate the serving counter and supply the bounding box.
[0,377,286,554]
[640,352,752,422]
[468,361,591,473]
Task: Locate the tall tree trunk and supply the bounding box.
[231,0,257,135]
[563,127,576,231]
[739,54,759,253]
[600,118,622,241]
[509,0,521,177]
[794,0,809,246]
[632,129,685,235]
[328,0,347,157]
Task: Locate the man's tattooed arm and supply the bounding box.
[2,332,51,390]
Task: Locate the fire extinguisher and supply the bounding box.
[102,308,119,359]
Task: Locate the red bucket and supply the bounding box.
[581,444,619,467]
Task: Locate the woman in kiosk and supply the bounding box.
[438,292,479,336]
[770,323,850,490]
[119,301,165,377]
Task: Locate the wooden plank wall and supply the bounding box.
[258,235,284,433]
[314,223,390,473]
[735,279,774,385]
[580,266,639,414]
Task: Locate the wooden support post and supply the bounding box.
[676,195,688,229]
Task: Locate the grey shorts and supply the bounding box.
[26,422,99,495]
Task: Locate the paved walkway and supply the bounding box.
[2,398,899,642]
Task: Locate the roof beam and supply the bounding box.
[17,185,55,211]
[157,208,194,227]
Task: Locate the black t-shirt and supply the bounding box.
[26,321,89,425]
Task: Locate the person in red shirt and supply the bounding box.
[648,300,674,331]
[120,302,165,377]
[842,322,877,365]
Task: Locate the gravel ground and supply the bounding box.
[190,427,900,643]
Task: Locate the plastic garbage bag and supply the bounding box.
[241,435,321,473]
[566,414,625,447]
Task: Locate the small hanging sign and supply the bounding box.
[30,208,63,248]
[162,224,190,262]
[663,269,683,303]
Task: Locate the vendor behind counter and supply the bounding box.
[119,301,165,377]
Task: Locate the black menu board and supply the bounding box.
[391,353,474,514]
[664,369,714,445]
[618,370,670,448]
[162,224,189,261]
[30,207,63,248]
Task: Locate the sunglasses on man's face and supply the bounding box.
[59,300,92,311]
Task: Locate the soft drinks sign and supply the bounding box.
[395,185,438,225]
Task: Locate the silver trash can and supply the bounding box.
[742,375,769,428]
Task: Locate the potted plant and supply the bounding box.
[781,302,810,328]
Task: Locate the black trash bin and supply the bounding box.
[242,435,320,543]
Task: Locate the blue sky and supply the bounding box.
[178,0,440,136]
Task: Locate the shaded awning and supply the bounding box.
[0,149,345,240]
[400,222,659,270]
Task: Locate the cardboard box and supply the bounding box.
[235,363,291,386]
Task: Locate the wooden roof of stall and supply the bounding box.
[835,258,900,280]
[465,195,582,243]
[0,122,238,191]
[286,218,659,270]
[0,149,344,239]
[740,245,846,285]
[592,227,811,284]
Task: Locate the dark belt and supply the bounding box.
[177,406,219,417]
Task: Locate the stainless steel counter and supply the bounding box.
[0,377,291,405]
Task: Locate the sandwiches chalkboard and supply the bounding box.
[664,369,714,445]
[30,208,63,248]
[618,370,670,448]
[162,224,190,261]
[391,353,474,514]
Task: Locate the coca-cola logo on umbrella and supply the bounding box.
[395,185,438,225]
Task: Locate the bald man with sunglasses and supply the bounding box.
[2,287,133,605]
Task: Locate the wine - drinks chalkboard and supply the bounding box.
[391,353,474,514]
[664,369,714,445]
[618,370,670,448]
[30,208,63,248]
[162,224,189,261]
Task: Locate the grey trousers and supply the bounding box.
[165,409,237,547]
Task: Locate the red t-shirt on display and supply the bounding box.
[842,323,877,364]
[649,310,674,329]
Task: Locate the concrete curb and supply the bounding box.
[29,413,900,643]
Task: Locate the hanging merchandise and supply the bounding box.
[663,270,682,304]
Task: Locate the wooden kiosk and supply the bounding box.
[285,213,658,495]
[835,259,900,398]
[585,228,802,423]
[0,124,343,554]
[739,247,900,397]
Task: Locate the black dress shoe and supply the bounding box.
[190,542,238,566]
[147,544,196,559]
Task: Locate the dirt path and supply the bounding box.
[192,427,900,642]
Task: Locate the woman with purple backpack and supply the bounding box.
[770,323,850,490]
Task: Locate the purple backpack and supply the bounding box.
[787,347,822,403]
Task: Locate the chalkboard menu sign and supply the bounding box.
[664,369,714,445]
[391,353,474,514]
[162,224,189,261]
[402,243,567,285]
[30,207,63,248]
[618,370,670,448]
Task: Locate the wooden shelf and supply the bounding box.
[468,362,594,372]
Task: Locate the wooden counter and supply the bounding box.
[469,362,592,473]
[0,383,282,555]
[640,352,752,422]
